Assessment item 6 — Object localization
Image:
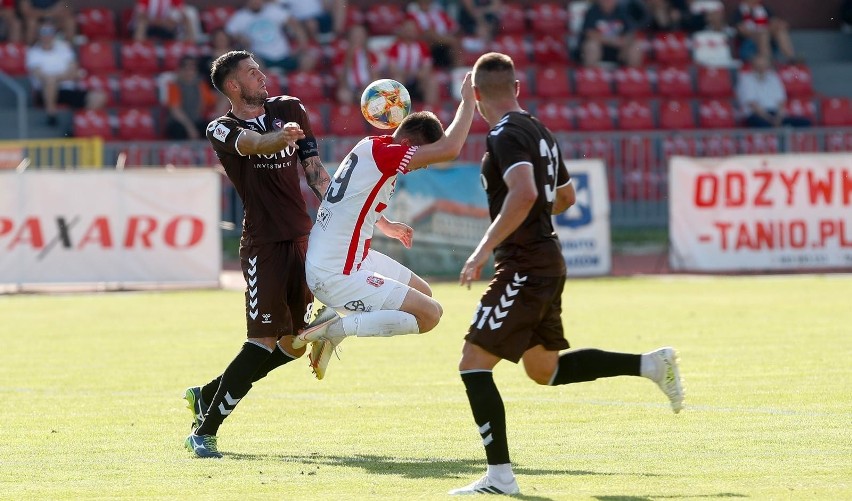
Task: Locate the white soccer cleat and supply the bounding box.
[648,347,685,414]
[292,305,338,350]
[448,475,520,496]
[308,336,344,380]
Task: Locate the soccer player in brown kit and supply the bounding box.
[183,50,331,458]
[450,52,685,494]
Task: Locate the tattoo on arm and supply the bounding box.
[302,156,331,201]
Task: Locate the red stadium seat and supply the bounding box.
[80,73,118,106]
[617,99,654,130]
[577,137,615,166]
[79,41,118,74]
[659,99,695,129]
[528,2,569,36]
[662,135,699,158]
[433,69,453,100]
[496,2,527,35]
[264,72,284,97]
[120,41,160,74]
[785,97,817,123]
[620,135,660,200]
[72,109,115,139]
[573,67,613,98]
[652,32,691,65]
[162,41,203,71]
[342,6,366,30]
[657,66,693,97]
[533,65,572,99]
[0,43,27,75]
[200,6,236,34]
[285,71,327,104]
[820,97,852,126]
[329,103,368,136]
[701,133,737,157]
[696,66,733,97]
[118,74,159,107]
[826,131,852,152]
[790,132,819,153]
[77,7,117,41]
[117,108,159,140]
[515,67,533,100]
[740,133,779,154]
[303,104,327,136]
[778,64,814,98]
[698,99,736,128]
[365,3,405,36]
[574,101,615,131]
[536,101,574,131]
[160,144,198,166]
[531,35,571,65]
[491,35,532,67]
[613,67,654,98]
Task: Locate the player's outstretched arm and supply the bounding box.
[406,72,476,170]
[236,122,305,156]
[302,156,332,200]
[376,216,413,249]
[552,181,576,215]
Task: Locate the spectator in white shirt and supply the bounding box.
[26,23,106,126]
[225,0,317,73]
[737,55,810,128]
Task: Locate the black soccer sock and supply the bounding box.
[199,343,297,403]
[195,341,272,437]
[549,349,641,386]
[461,370,510,465]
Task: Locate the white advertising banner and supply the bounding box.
[0,170,221,286]
[669,154,852,271]
[554,159,612,276]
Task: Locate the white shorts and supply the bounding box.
[305,251,413,316]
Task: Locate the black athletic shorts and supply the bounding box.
[240,237,313,339]
[465,267,569,363]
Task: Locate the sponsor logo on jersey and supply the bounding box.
[212,123,230,143]
[366,276,384,287]
[316,206,331,230]
[344,299,370,312]
[262,313,272,324]
[273,118,283,129]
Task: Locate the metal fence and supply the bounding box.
[90,125,852,231]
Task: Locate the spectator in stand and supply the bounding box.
[132,0,198,43]
[277,0,346,44]
[733,0,797,62]
[225,0,317,73]
[457,0,502,37]
[19,0,74,45]
[682,0,729,33]
[199,28,236,85]
[0,0,22,43]
[333,24,379,104]
[406,0,462,69]
[387,18,439,106]
[165,56,220,140]
[580,0,644,67]
[25,22,106,127]
[737,54,811,128]
[644,0,687,32]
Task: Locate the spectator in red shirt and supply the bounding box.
[733,0,797,62]
[133,0,197,42]
[406,0,461,69]
[333,25,380,104]
[19,0,74,45]
[0,0,21,43]
[387,18,438,105]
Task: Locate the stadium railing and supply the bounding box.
[0,137,103,170]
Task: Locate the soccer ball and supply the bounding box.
[360,79,412,129]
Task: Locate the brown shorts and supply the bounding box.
[465,268,569,363]
[240,237,313,338]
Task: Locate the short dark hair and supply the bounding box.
[472,52,516,99]
[210,50,253,94]
[396,111,444,145]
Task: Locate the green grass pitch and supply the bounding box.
[0,275,850,500]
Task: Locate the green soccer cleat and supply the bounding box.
[184,386,208,431]
[185,433,222,459]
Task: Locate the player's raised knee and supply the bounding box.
[524,364,554,385]
[418,299,443,333]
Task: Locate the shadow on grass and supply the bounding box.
[594,493,747,500]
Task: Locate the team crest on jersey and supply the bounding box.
[212,123,230,143]
[345,299,370,312]
[316,206,331,230]
[366,276,384,287]
[273,118,283,129]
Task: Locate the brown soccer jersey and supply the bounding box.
[206,96,319,245]
[480,111,571,276]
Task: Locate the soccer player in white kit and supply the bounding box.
[292,73,476,379]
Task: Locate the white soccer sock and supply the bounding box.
[341,310,421,337]
[640,352,658,379]
[486,463,515,484]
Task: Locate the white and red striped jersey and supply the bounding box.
[136,0,184,20]
[307,135,417,275]
[387,40,432,74]
[406,5,458,35]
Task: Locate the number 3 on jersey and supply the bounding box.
[540,139,558,203]
[326,153,358,203]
